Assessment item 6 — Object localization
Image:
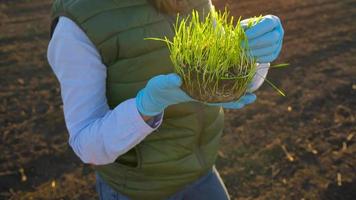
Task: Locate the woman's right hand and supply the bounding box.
[135,73,194,116]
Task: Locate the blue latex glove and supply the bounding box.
[206,93,257,109]
[136,73,257,116]
[136,73,193,116]
[241,15,284,63]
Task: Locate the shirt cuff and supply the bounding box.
[146,112,164,128]
[128,98,163,132]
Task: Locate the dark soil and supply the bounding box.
[1,0,355,199]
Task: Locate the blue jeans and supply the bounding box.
[96,166,230,200]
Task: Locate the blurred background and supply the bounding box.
[0,0,355,199]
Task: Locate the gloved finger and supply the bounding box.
[245,15,281,40]
[237,93,257,105]
[157,73,183,89]
[257,41,283,63]
[221,102,245,109]
[250,42,280,58]
[170,89,195,102]
[248,30,282,49]
[221,93,257,109]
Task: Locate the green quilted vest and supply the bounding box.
[51,0,224,199]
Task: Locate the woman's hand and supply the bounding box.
[206,93,257,109]
[136,73,258,115]
[136,73,193,116]
[242,15,284,63]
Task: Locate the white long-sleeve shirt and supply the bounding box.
[47,16,269,166]
[47,16,163,165]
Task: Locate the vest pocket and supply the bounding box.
[115,146,142,169]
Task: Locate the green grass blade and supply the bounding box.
[270,63,290,68]
[256,72,286,97]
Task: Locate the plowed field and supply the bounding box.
[1,0,355,199]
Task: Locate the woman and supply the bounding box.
[47,0,284,199]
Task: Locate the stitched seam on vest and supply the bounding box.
[203,108,223,130]
[52,0,77,19]
[143,134,194,142]
[63,0,77,11]
[75,2,147,24]
[115,36,120,64]
[106,48,170,83]
[134,146,143,169]
[96,18,167,46]
[142,152,193,165]
[108,44,167,66]
[82,3,147,24]
[52,0,77,22]
[120,171,199,185]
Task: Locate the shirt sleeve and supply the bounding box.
[247,63,270,93]
[47,16,163,165]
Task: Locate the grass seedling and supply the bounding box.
[147,8,285,102]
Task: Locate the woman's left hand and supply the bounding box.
[242,15,284,63]
[206,93,257,109]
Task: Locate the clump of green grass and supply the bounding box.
[147,8,274,103]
